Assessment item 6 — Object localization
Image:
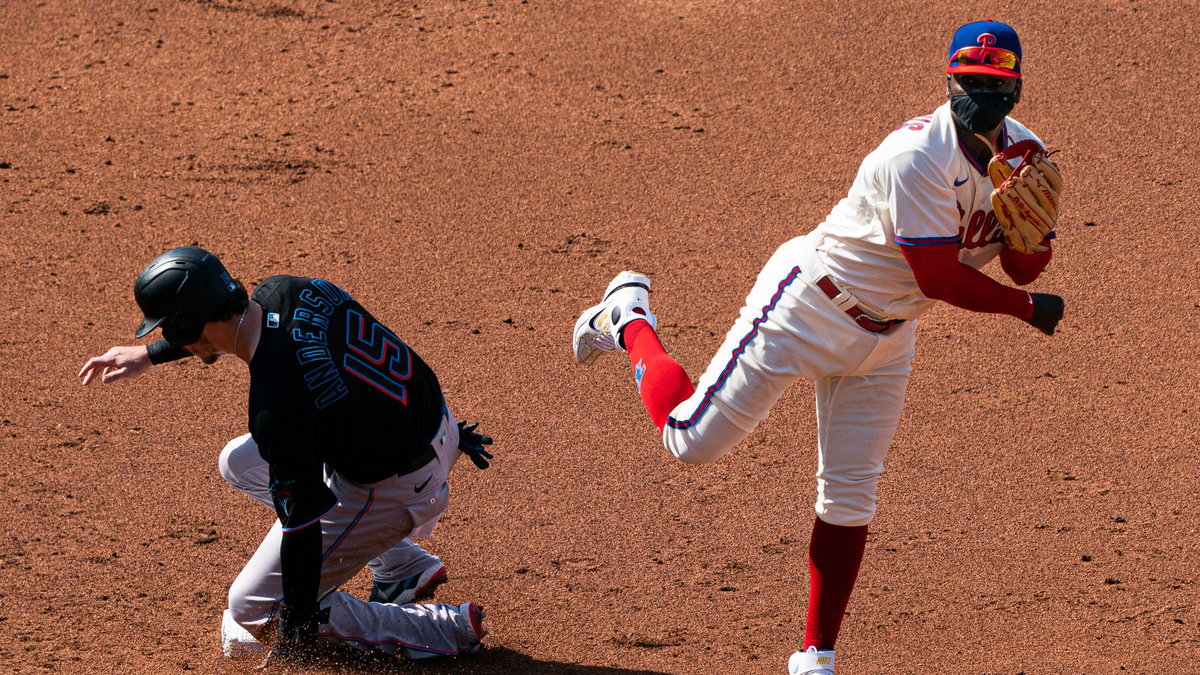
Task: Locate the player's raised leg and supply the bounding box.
[620,319,697,430]
[658,238,836,465]
[573,271,697,429]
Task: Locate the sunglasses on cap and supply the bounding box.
[950,46,1020,72]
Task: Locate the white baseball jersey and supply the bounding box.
[807,101,1046,320]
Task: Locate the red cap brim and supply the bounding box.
[946,64,1020,78]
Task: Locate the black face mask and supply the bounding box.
[950,91,1015,133]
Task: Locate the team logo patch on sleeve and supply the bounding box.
[270,479,295,518]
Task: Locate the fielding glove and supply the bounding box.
[987,139,1063,254]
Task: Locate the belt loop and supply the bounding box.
[830,291,858,313]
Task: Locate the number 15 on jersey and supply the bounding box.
[343,309,413,404]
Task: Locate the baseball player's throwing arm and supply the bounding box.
[901,243,1063,335]
[78,345,153,385]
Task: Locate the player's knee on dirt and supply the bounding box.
[225,581,273,639]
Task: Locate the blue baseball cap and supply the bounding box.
[946,19,1022,78]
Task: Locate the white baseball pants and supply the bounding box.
[662,235,917,527]
[218,407,478,658]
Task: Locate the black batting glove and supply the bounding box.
[457,420,494,469]
[1026,293,1064,336]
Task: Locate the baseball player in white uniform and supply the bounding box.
[572,20,1063,675]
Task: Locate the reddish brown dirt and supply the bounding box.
[3,1,1197,673]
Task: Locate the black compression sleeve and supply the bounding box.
[278,525,323,647]
[146,339,191,365]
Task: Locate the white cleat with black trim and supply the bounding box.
[572,270,657,365]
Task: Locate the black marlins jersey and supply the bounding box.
[247,275,443,529]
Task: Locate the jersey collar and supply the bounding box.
[958,122,1009,175]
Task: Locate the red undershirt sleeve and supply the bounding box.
[999,240,1053,286]
[901,243,1037,320]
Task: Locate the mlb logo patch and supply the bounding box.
[267,312,281,328]
[634,359,646,392]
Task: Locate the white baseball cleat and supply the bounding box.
[788,647,835,675]
[456,602,487,654]
[572,270,657,365]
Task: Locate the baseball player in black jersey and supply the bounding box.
[79,247,494,665]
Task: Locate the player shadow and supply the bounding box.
[304,646,671,674]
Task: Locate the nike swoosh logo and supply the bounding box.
[954,176,969,186]
[414,477,432,494]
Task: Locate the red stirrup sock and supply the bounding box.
[622,319,695,432]
[803,516,869,650]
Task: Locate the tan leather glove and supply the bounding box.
[986,139,1063,254]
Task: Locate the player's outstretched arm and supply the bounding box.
[78,345,152,385]
[901,243,1064,334]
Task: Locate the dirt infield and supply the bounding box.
[3,1,1197,672]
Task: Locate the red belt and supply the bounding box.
[814,275,904,333]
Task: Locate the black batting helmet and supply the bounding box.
[134,246,238,346]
